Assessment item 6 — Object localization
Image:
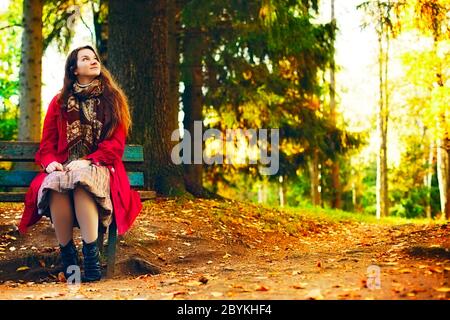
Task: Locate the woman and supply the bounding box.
[19,45,142,282]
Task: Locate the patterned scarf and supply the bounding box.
[65,79,107,161]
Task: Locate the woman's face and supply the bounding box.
[73,48,101,83]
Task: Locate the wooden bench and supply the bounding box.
[0,141,155,278]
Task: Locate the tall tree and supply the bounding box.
[181,24,205,196]
[413,0,450,219]
[19,0,43,143]
[91,0,109,65]
[359,0,402,218]
[329,0,341,209]
[108,0,186,195]
[181,0,359,206]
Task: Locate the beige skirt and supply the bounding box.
[37,164,113,228]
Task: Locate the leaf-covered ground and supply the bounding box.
[0,198,449,300]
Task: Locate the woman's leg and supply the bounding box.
[73,185,102,281]
[73,185,99,243]
[49,190,74,246]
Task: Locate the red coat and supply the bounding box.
[19,94,142,235]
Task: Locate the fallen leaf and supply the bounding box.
[165,291,187,299]
[255,285,270,291]
[211,292,223,297]
[293,283,308,289]
[57,272,66,283]
[199,276,208,284]
[306,289,324,300]
[399,268,413,274]
[435,287,450,293]
[428,266,443,273]
[361,279,368,288]
[16,266,30,272]
[411,288,427,294]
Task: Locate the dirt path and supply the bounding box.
[0,198,449,300]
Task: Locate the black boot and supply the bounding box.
[59,239,79,279]
[81,239,102,282]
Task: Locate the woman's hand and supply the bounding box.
[65,159,92,171]
[45,161,64,173]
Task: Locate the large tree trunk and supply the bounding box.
[445,144,450,219]
[329,0,341,209]
[108,0,186,196]
[92,0,109,65]
[19,0,43,143]
[382,23,389,218]
[309,148,321,206]
[437,138,448,218]
[278,175,286,207]
[376,15,389,219]
[168,0,181,141]
[258,179,268,204]
[181,25,205,197]
[425,139,434,219]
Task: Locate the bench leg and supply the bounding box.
[97,229,105,256]
[106,219,117,278]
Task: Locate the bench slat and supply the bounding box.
[0,171,145,187]
[0,190,156,202]
[0,142,144,162]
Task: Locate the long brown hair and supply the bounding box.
[58,45,132,139]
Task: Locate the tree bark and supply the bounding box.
[278,175,285,207]
[108,0,186,196]
[425,139,434,219]
[376,4,388,219]
[19,0,43,143]
[181,25,205,197]
[168,0,181,141]
[446,144,450,219]
[258,179,268,204]
[382,11,389,217]
[437,138,448,218]
[309,148,321,206]
[92,0,109,66]
[329,0,341,209]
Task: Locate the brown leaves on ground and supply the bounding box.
[0,199,449,300]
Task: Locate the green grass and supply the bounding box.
[257,202,445,226]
